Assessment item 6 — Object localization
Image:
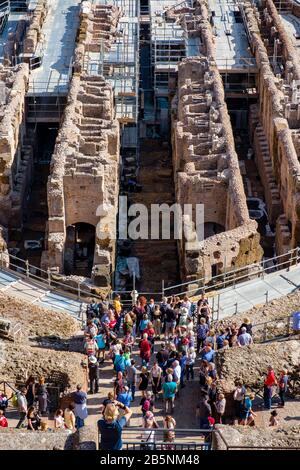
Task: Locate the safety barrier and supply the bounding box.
[99,428,212,451]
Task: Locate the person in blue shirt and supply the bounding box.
[179,352,187,388]
[95,330,106,363]
[117,386,132,408]
[98,401,132,450]
[199,345,215,363]
[216,330,227,350]
[114,351,126,374]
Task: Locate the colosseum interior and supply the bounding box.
[1,0,300,293]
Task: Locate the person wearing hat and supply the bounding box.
[88,356,99,394]
[98,401,132,450]
[238,318,253,336]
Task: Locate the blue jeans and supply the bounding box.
[75,417,85,429]
[128,382,136,400]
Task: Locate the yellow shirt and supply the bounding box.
[64,408,75,430]
[114,300,122,315]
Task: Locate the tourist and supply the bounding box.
[88,355,99,394]
[85,334,99,356]
[27,405,41,431]
[264,366,277,410]
[36,377,48,416]
[84,319,97,338]
[205,329,216,349]
[233,381,246,422]
[240,393,256,426]
[54,409,65,429]
[200,344,215,363]
[0,392,8,412]
[269,410,279,426]
[138,366,150,397]
[197,318,209,353]
[186,347,196,381]
[144,321,155,354]
[197,392,212,430]
[237,327,253,347]
[278,369,288,407]
[0,409,8,428]
[140,390,154,416]
[64,404,76,432]
[139,333,151,367]
[162,374,177,414]
[165,305,177,339]
[141,411,159,450]
[25,376,36,407]
[100,392,114,415]
[72,384,88,429]
[215,393,226,424]
[153,305,162,339]
[114,350,126,375]
[127,359,138,401]
[123,311,134,336]
[164,414,176,430]
[140,313,149,337]
[147,298,156,322]
[238,317,253,336]
[16,386,28,429]
[113,371,126,399]
[95,329,106,363]
[150,361,162,400]
[98,401,132,450]
[208,363,217,381]
[156,343,169,371]
[197,293,211,323]
[216,329,227,349]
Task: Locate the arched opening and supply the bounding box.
[64,223,95,277]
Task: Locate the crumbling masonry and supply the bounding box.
[172,1,263,283]
[41,3,120,288]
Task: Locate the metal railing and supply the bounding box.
[99,428,212,451]
[163,247,300,298]
[0,250,102,307]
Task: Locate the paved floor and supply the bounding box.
[29,0,80,94]
[209,265,300,319]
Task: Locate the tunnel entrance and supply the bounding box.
[9,123,59,271]
[64,223,95,278]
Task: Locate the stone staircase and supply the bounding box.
[254,124,282,224]
[129,139,180,293]
[64,75,117,176]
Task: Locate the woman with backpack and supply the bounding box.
[140,390,154,417]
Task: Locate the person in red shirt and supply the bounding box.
[264,366,277,409]
[139,333,151,367]
[0,410,8,428]
[144,323,155,354]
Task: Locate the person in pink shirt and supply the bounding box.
[0,410,8,428]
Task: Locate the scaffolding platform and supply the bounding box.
[28,0,80,96]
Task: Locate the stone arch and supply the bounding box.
[64,222,96,277]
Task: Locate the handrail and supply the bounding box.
[164,247,300,295]
[0,250,104,305]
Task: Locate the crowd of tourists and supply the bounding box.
[0,292,291,449]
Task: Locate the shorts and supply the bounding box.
[166,321,176,332]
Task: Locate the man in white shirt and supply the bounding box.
[16,386,28,429]
[237,327,253,347]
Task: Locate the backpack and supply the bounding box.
[142,399,150,412]
[11,393,19,408]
